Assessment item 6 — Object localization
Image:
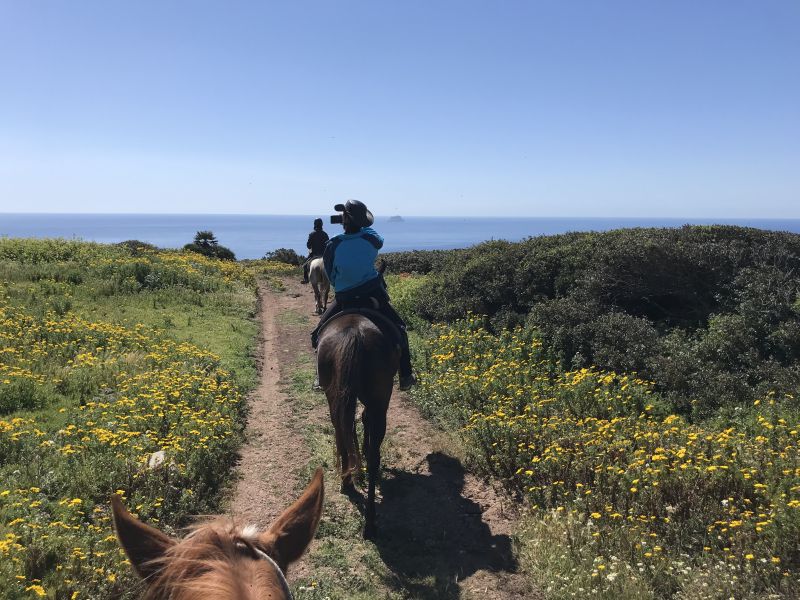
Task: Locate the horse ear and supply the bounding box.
[261,468,324,569]
[111,495,176,580]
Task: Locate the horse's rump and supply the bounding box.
[309,258,329,314]
[317,314,398,474]
[309,257,325,278]
[317,307,402,350]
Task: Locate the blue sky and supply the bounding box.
[0,1,797,217]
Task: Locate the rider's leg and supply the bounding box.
[377,301,415,389]
[312,298,342,389]
[311,298,341,349]
[301,260,310,283]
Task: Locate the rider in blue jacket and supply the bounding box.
[311,199,416,390]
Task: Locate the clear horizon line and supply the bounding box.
[2,211,800,221]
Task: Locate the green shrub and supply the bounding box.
[399,226,800,415]
[384,274,429,331]
[184,242,236,261]
[116,239,159,255]
[263,247,305,265]
[183,230,236,261]
[381,249,455,274]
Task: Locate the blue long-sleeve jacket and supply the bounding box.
[323,227,383,293]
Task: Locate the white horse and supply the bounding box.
[309,257,330,315]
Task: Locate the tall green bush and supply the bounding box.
[395,226,800,413]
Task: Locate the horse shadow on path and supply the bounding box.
[358,452,521,599]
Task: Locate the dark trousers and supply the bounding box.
[311,297,413,378]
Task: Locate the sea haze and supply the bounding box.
[2,214,800,260]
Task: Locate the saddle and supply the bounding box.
[318,304,403,349]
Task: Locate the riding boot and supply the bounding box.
[301,262,310,284]
[397,327,416,391]
[374,300,416,390]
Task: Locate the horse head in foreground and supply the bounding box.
[317,311,399,539]
[111,468,324,599]
[308,257,329,315]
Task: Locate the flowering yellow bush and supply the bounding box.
[416,317,800,597]
[0,239,258,598]
[244,258,298,277]
[0,301,246,597]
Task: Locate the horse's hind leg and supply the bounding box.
[335,420,358,494]
[361,409,370,459]
[325,390,358,494]
[311,283,321,314]
[363,404,386,540]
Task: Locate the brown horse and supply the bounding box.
[111,468,324,599]
[316,313,399,539]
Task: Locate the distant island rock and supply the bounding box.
[388,215,405,222]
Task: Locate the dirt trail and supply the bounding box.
[230,277,537,599]
[229,281,312,527]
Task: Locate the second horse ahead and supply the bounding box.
[308,257,330,315]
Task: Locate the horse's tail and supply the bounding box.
[328,330,361,478]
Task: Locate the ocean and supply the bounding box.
[2,213,800,260]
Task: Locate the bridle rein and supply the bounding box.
[233,540,293,599]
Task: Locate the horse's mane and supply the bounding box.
[142,520,277,600]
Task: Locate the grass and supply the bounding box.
[0,239,282,598]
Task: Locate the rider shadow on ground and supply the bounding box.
[366,452,519,599]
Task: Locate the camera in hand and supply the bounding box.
[330,214,344,224]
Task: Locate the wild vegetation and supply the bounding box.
[385,226,800,415]
[183,230,236,261]
[4,226,799,598]
[385,225,800,598]
[0,239,279,598]
[264,247,305,266]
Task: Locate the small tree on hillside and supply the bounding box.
[193,231,219,250]
[184,230,236,261]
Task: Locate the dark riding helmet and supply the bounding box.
[313,218,323,230]
[334,199,374,228]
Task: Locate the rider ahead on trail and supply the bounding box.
[311,199,416,391]
[301,218,329,284]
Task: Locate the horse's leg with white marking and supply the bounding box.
[312,282,322,314]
